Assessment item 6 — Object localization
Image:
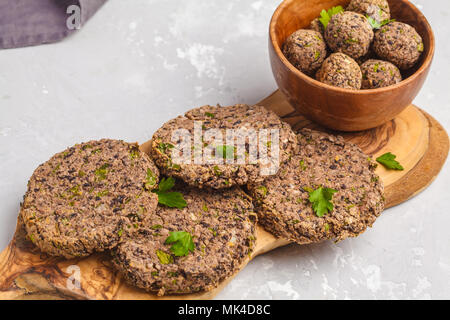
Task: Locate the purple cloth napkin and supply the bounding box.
[0,0,106,49]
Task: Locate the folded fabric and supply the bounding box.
[0,0,106,49]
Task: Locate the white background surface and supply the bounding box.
[0,0,449,299]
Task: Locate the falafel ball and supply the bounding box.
[310,18,325,36]
[325,11,374,60]
[361,59,402,89]
[347,0,391,22]
[283,29,327,75]
[316,53,362,90]
[373,21,424,70]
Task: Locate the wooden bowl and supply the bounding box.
[269,0,435,132]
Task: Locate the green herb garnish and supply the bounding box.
[68,185,81,199]
[153,177,187,209]
[417,42,424,52]
[319,6,344,29]
[130,147,140,160]
[216,145,236,160]
[209,228,217,237]
[299,159,307,171]
[345,38,359,44]
[82,144,93,150]
[376,152,404,170]
[367,17,395,29]
[257,185,268,197]
[52,163,61,175]
[213,165,222,176]
[165,231,195,257]
[95,163,110,180]
[96,190,109,198]
[157,142,174,154]
[374,63,380,72]
[144,168,157,190]
[308,187,338,217]
[314,51,321,60]
[156,249,174,264]
[205,112,215,118]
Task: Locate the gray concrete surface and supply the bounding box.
[0,0,448,299]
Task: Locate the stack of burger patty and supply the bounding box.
[20,104,384,296]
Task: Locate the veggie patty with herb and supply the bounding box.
[20,139,160,259]
[150,104,298,189]
[248,129,384,244]
[112,185,257,296]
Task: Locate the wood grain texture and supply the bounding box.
[0,91,447,300]
[269,0,435,131]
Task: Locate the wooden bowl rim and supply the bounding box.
[269,0,435,94]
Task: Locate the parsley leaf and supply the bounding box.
[165,231,195,257]
[319,6,344,29]
[153,177,187,209]
[94,163,110,180]
[367,17,395,29]
[157,176,175,193]
[308,187,338,217]
[157,142,174,154]
[157,192,187,209]
[216,145,236,160]
[156,249,173,264]
[376,152,404,170]
[144,168,158,190]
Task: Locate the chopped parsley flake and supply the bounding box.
[216,145,236,160]
[156,249,173,264]
[157,142,174,154]
[95,163,110,180]
[144,168,157,190]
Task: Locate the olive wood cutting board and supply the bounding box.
[0,90,448,300]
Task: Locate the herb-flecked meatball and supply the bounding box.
[373,21,424,70]
[283,29,327,75]
[361,59,402,89]
[347,0,391,22]
[325,11,374,60]
[316,53,362,90]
